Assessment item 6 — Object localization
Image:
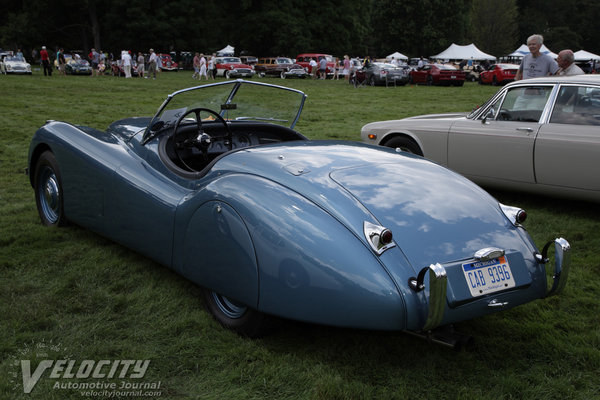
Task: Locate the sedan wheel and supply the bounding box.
[34,151,68,226]
[225,70,231,79]
[426,75,434,86]
[280,71,286,79]
[384,137,423,156]
[202,288,272,337]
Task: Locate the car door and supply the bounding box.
[447,85,554,183]
[535,84,600,191]
[411,65,429,83]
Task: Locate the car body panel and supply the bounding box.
[480,63,519,85]
[158,53,178,71]
[362,75,600,202]
[410,63,465,86]
[65,59,92,75]
[255,57,307,79]
[215,57,255,78]
[364,62,410,86]
[29,80,569,336]
[295,53,335,75]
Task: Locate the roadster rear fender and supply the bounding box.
[173,173,408,330]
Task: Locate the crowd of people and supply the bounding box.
[8,35,598,82]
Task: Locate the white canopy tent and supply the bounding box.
[216,45,235,56]
[431,43,496,61]
[386,51,408,61]
[508,44,558,58]
[574,50,600,61]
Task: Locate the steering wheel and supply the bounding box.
[172,107,233,170]
[498,108,512,121]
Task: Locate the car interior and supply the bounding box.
[158,115,307,177]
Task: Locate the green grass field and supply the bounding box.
[1,71,599,400]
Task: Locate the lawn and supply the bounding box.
[1,71,598,400]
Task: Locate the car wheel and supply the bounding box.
[34,151,68,226]
[369,76,376,86]
[280,71,286,79]
[384,137,423,156]
[202,288,272,337]
[492,76,498,86]
[426,75,434,86]
[225,70,231,79]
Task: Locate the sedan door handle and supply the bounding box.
[516,127,534,133]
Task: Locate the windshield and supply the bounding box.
[277,58,293,64]
[142,80,307,144]
[223,57,241,63]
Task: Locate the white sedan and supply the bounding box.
[361,75,600,202]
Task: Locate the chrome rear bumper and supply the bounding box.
[539,237,571,297]
[408,263,447,331]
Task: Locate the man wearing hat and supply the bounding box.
[40,46,52,76]
[147,48,158,79]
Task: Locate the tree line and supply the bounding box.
[1,0,598,60]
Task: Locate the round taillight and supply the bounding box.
[516,209,527,224]
[380,229,393,245]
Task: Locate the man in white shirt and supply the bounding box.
[556,50,584,76]
[122,50,132,78]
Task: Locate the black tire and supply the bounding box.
[202,289,272,337]
[280,71,286,79]
[492,76,498,86]
[369,76,376,86]
[384,136,423,156]
[426,75,433,86]
[34,151,68,226]
[225,70,231,79]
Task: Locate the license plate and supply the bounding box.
[451,75,456,79]
[462,256,515,297]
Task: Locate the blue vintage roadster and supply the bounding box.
[28,80,570,346]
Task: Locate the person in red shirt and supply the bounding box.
[40,46,52,76]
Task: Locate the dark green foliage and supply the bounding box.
[1,0,599,60]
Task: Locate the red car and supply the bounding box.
[410,63,465,86]
[158,53,178,71]
[214,57,255,79]
[479,63,519,85]
[295,53,336,77]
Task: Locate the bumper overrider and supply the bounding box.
[410,237,571,332]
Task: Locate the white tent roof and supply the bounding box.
[386,51,408,60]
[574,50,600,61]
[217,45,235,56]
[431,43,496,61]
[508,44,557,58]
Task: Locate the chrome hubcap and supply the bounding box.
[39,168,60,223]
[212,292,247,319]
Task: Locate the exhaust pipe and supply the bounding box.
[405,325,474,350]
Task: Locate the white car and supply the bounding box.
[1,55,32,74]
[361,75,600,202]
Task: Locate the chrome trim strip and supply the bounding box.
[545,237,571,297]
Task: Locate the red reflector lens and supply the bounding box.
[380,229,393,245]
